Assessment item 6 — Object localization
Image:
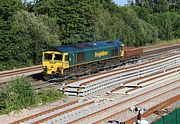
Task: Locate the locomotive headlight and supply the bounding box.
[43,66,47,71]
[43,66,47,69]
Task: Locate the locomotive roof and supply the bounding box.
[54,40,123,53]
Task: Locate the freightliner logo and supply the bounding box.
[95,51,108,57]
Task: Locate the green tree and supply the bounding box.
[94,4,158,46]
[0,0,23,21]
[0,0,24,70]
[33,0,99,44]
[10,10,60,64]
[149,12,180,40]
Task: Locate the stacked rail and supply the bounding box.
[63,54,180,96]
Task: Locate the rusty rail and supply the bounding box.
[126,95,180,124]
[79,55,179,86]
[32,101,95,124]
[143,42,180,51]
[137,70,179,85]
[11,100,78,124]
[68,79,180,124]
[93,87,179,124]
[0,65,42,78]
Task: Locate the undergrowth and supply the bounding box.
[0,77,64,115]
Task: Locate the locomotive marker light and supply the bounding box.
[129,106,150,124]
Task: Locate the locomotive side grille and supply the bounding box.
[77,52,85,62]
[112,48,118,56]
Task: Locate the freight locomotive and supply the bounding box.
[42,40,143,80]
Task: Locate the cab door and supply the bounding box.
[63,53,70,69]
[121,44,124,57]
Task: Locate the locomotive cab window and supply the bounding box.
[54,54,62,61]
[44,54,52,60]
[65,55,69,61]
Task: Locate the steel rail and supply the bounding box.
[141,50,178,61]
[11,100,78,124]
[64,55,180,96]
[120,67,179,93]
[142,42,180,51]
[77,55,179,86]
[112,64,179,91]
[32,101,95,124]
[68,79,180,124]
[137,68,180,85]
[142,43,180,55]
[0,66,42,77]
[93,87,180,124]
[125,95,180,124]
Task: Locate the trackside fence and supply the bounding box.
[152,108,180,124]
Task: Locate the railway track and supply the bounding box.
[9,54,180,124]
[32,49,180,90]
[10,75,180,124]
[0,40,179,124]
[0,65,42,78]
[94,94,180,124]
[142,42,180,51]
[125,95,179,124]
[0,47,178,91]
[0,42,179,124]
[0,43,179,86]
[68,78,180,124]
[0,65,42,84]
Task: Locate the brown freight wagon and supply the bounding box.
[124,47,143,58]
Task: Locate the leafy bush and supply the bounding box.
[0,77,36,114]
[0,77,64,115]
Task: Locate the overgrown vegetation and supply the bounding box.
[0,77,64,114]
[37,88,64,104]
[0,0,179,70]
